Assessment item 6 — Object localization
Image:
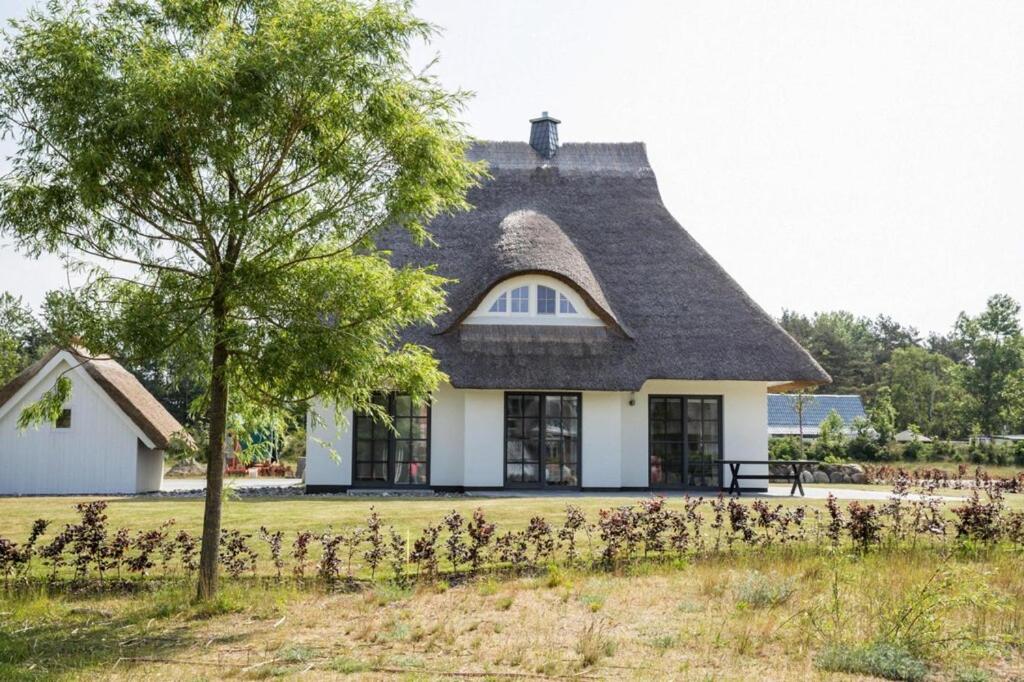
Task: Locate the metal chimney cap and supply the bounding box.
[530,111,561,123]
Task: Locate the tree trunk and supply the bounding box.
[197,298,230,601]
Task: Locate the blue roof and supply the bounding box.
[767,394,866,428]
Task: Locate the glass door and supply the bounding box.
[353,394,430,487]
[649,396,720,489]
[505,393,580,488]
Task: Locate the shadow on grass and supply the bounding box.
[0,584,249,679]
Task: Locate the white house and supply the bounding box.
[0,347,186,495]
[306,114,830,493]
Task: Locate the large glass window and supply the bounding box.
[505,393,579,487]
[353,394,429,486]
[649,396,720,489]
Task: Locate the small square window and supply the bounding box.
[55,409,71,429]
[559,294,577,314]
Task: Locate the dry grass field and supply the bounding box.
[1,491,1023,680]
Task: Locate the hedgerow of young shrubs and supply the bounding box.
[0,488,1022,590]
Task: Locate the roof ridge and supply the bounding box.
[0,346,187,450]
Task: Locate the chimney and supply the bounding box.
[529,111,560,159]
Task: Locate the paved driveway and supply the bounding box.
[160,478,958,502]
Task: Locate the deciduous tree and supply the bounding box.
[0,0,481,599]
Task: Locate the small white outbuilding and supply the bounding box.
[0,347,187,495]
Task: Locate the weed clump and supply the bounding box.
[576,621,616,667]
[732,570,795,609]
[816,642,928,681]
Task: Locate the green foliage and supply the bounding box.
[869,387,898,445]
[732,570,795,609]
[780,310,918,397]
[0,0,483,424]
[846,416,880,460]
[0,0,482,597]
[887,345,967,438]
[812,409,848,461]
[0,293,46,384]
[999,368,1024,434]
[816,643,928,681]
[14,376,70,431]
[768,436,801,461]
[783,295,1024,440]
[952,295,1024,436]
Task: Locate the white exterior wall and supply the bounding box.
[136,443,165,493]
[305,379,771,490]
[620,380,770,488]
[305,400,353,487]
[0,359,146,495]
[430,383,465,485]
[461,389,504,486]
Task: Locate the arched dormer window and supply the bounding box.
[466,274,603,327]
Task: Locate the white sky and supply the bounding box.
[2,0,1022,336]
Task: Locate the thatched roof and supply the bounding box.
[0,347,186,449]
[380,140,830,391]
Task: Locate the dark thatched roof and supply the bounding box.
[380,141,830,391]
[0,347,186,449]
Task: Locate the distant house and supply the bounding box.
[895,429,931,443]
[0,347,186,495]
[767,394,865,439]
[307,113,830,493]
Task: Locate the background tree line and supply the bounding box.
[5,290,1023,441]
[780,293,1024,438]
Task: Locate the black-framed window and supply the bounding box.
[505,393,580,488]
[55,408,72,429]
[353,394,429,486]
[649,396,720,489]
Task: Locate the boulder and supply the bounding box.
[812,471,830,484]
[800,470,815,484]
[851,473,867,484]
[830,472,850,484]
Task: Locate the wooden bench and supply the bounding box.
[713,459,819,497]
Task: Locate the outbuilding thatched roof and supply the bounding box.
[0,347,186,449]
[380,140,830,391]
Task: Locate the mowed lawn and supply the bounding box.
[0,493,683,540]
[0,492,835,541]
[1,487,1022,542]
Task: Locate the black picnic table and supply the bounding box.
[713,459,819,497]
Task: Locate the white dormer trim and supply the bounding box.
[464,274,604,327]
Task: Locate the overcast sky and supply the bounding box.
[1,1,1022,336]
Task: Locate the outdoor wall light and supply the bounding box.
[628,392,636,406]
